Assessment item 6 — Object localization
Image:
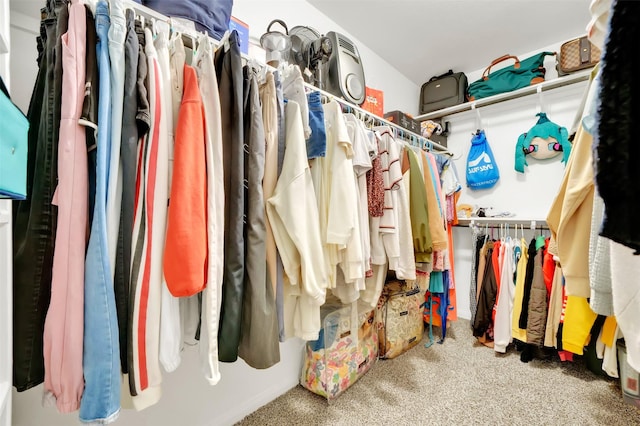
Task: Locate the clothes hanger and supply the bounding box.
[151,17,158,37]
[471,103,482,132]
[217,29,232,52]
[537,84,545,114]
[136,13,145,30]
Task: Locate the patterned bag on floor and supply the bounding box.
[375,280,424,359]
[300,301,378,400]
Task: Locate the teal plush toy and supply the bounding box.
[514,112,571,173]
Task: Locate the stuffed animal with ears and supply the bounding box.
[514,112,572,173]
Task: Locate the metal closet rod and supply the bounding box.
[301,82,450,154]
[123,0,450,155]
[461,217,549,230]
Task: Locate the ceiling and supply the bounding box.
[10,0,594,86]
[307,0,593,85]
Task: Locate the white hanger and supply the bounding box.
[537,84,545,114]
[471,103,482,131]
[217,29,232,52]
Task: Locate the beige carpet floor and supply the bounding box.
[237,319,640,425]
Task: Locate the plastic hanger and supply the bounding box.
[537,84,545,114]
[472,103,482,131]
[136,13,145,30]
[217,29,232,52]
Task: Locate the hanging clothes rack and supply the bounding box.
[124,0,451,156]
[460,217,549,230]
[301,82,451,154]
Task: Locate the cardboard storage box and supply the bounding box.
[384,110,420,134]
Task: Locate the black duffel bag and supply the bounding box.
[419,70,468,114]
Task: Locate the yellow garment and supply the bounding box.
[601,316,617,348]
[420,153,447,251]
[511,238,529,343]
[562,296,597,355]
[546,124,594,299]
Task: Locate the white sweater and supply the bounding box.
[267,101,327,340]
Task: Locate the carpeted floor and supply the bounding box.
[237,320,640,425]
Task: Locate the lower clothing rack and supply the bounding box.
[457,217,549,230]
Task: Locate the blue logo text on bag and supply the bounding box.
[466,130,500,189]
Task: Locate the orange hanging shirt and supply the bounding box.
[163,64,208,297]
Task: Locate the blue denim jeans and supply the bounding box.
[79,2,121,423]
[306,91,326,159]
[106,0,126,275]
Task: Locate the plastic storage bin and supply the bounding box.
[300,301,378,400]
[618,340,640,408]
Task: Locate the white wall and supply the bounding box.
[8,1,418,425]
[232,0,420,115]
[446,40,589,320]
[9,11,39,114]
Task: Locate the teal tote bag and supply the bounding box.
[468,52,555,101]
[0,78,29,200]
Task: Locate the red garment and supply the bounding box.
[558,351,574,362]
[542,238,555,298]
[492,240,502,289]
[163,64,207,297]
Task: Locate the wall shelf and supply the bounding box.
[415,69,592,121]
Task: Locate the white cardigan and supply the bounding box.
[267,101,327,341]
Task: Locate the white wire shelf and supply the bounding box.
[414,69,592,121]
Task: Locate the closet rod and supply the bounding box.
[123,0,451,155]
[458,218,548,230]
[301,81,450,154]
